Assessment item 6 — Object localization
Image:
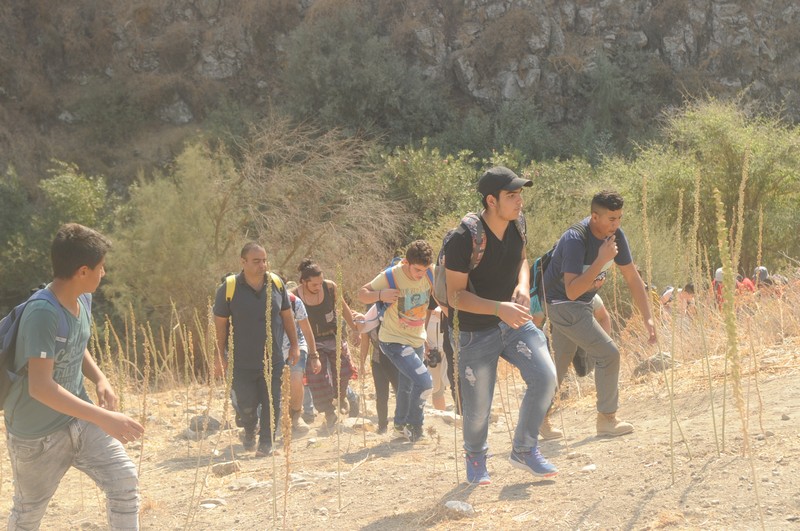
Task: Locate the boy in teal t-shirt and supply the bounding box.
[4,224,143,530]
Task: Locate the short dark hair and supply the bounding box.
[683,282,695,294]
[298,258,323,281]
[405,240,433,266]
[240,241,265,258]
[591,190,624,212]
[51,223,110,279]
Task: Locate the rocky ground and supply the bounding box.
[0,339,798,530]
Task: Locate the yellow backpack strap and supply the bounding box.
[225,275,236,302]
[268,272,284,291]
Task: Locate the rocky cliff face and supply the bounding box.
[405,0,799,121]
[0,0,797,182]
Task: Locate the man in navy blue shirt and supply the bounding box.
[543,190,656,437]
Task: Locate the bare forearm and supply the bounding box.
[341,298,357,331]
[281,311,299,347]
[448,289,502,316]
[357,286,382,305]
[81,350,107,385]
[631,283,654,323]
[565,266,604,300]
[517,258,530,288]
[214,317,228,365]
[29,377,110,425]
[299,319,317,354]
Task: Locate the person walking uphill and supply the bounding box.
[444,166,558,485]
[292,259,361,428]
[357,241,435,442]
[542,190,656,438]
[4,223,143,530]
[214,242,300,456]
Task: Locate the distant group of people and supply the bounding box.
[6,164,717,528]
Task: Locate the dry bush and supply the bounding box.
[238,117,407,292]
[615,280,800,374]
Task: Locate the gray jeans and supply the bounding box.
[547,301,620,413]
[6,418,139,530]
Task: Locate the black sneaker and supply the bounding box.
[255,442,273,457]
[240,429,256,451]
[377,423,388,435]
[325,410,338,429]
[302,411,316,425]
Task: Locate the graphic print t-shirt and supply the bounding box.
[369,264,431,348]
[5,295,92,438]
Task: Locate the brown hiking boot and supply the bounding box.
[291,409,310,436]
[539,415,563,441]
[597,412,634,437]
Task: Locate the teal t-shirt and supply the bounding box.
[4,294,92,438]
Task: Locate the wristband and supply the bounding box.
[308,351,319,360]
[494,301,500,316]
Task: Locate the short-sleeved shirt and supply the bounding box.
[369,264,431,348]
[445,215,526,331]
[4,292,92,438]
[543,217,632,304]
[281,292,308,357]
[213,272,290,370]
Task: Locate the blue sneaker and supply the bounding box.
[509,447,558,478]
[465,452,491,485]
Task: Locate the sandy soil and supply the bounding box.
[1,340,798,530]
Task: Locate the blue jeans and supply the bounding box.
[289,349,308,375]
[379,342,433,427]
[456,321,556,455]
[6,418,139,530]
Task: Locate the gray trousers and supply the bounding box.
[6,418,139,530]
[546,301,620,413]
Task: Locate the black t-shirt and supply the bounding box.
[444,216,525,331]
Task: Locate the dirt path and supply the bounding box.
[1,348,798,530]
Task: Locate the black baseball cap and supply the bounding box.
[477,166,532,197]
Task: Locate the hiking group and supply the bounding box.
[2,166,666,529]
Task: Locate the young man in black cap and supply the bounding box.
[445,166,558,485]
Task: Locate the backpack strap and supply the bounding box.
[514,212,528,246]
[425,267,434,287]
[385,266,397,290]
[29,289,70,347]
[225,274,237,302]
[268,272,284,291]
[460,212,486,270]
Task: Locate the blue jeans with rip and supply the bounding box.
[6,418,139,530]
[455,321,556,455]
[379,342,433,427]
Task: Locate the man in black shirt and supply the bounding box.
[445,166,558,485]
